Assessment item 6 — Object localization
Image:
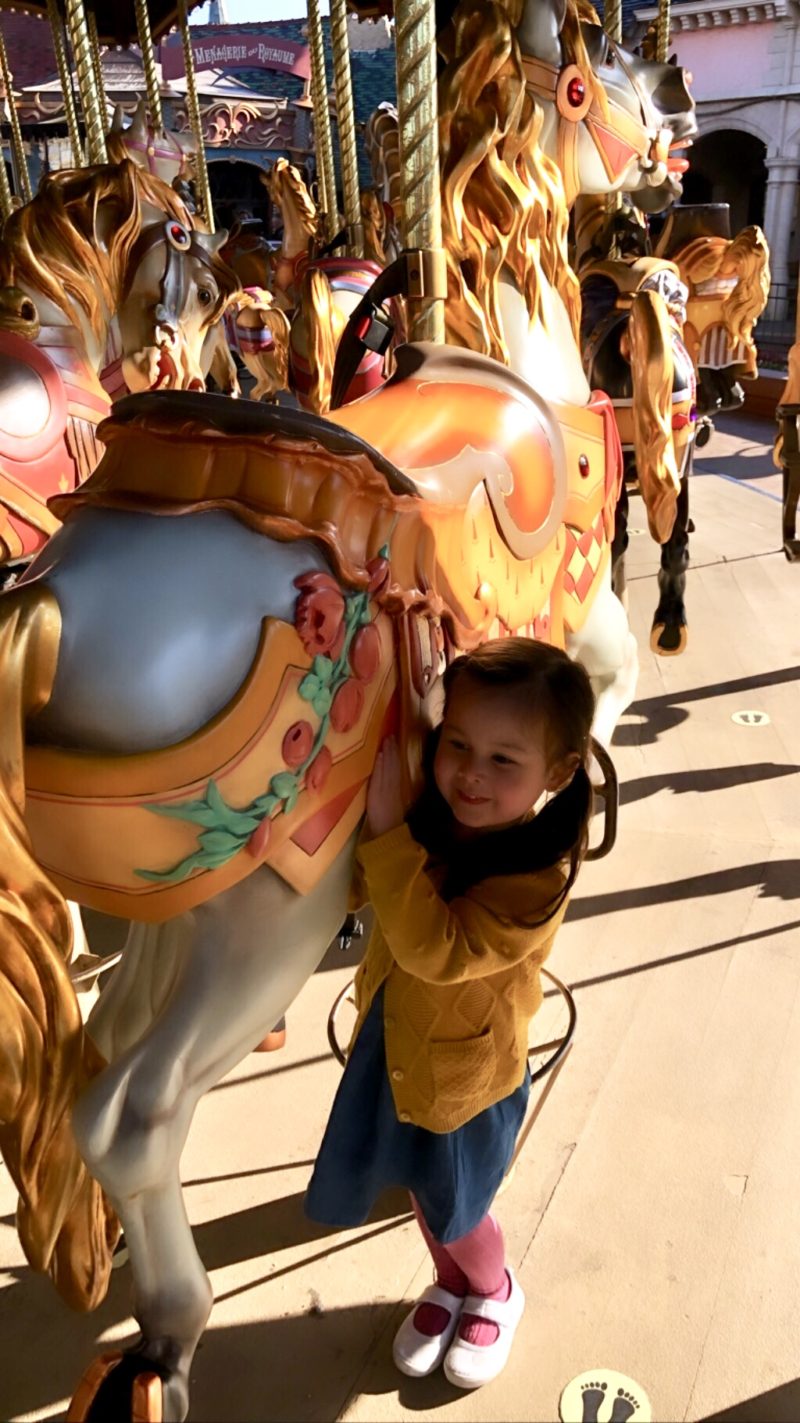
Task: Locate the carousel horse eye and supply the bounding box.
[198,289,212,306]
[567,76,586,107]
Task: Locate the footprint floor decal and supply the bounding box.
[559,1369,652,1423]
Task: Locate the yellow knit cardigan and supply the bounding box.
[350,823,569,1134]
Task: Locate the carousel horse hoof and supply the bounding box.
[650,617,688,657]
[66,1351,165,1423]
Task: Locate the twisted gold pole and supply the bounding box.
[307,0,338,243]
[46,0,83,164]
[178,0,215,232]
[64,0,107,164]
[603,0,622,44]
[329,0,361,256]
[0,29,32,202]
[0,118,14,221]
[134,0,164,134]
[394,0,444,342]
[657,0,671,61]
[86,10,108,132]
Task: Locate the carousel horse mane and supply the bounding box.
[436,0,585,364]
[0,158,234,342]
[264,157,320,241]
[674,225,770,354]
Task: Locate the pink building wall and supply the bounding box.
[670,24,776,102]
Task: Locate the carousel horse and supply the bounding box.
[219,213,277,292]
[0,158,238,566]
[104,105,243,402]
[576,196,698,653]
[108,99,197,192]
[264,157,393,413]
[262,156,320,311]
[0,3,693,1419]
[654,203,770,419]
[338,0,695,726]
[223,285,291,401]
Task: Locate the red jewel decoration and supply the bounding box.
[579,454,590,478]
[567,76,586,107]
[171,224,186,242]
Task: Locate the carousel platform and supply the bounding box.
[1,411,798,1423]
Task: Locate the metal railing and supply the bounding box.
[755,280,796,370]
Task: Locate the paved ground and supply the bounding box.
[1,413,799,1423]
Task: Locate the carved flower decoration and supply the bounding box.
[294,571,346,658]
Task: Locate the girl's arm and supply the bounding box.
[357,823,567,985]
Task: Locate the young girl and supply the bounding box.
[305,638,595,1390]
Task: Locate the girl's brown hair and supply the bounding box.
[408,638,595,910]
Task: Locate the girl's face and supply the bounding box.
[433,681,574,833]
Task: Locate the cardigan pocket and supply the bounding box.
[428,1027,496,1102]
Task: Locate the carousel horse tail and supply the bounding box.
[0,586,117,1311]
[628,287,681,545]
[721,226,771,374]
[298,266,349,416]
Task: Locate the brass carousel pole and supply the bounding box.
[394,0,445,342]
[306,0,338,244]
[600,0,620,250]
[656,0,672,62]
[0,30,32,202]
[86,10,108,129]
[64,0,107,163]
[604,0,622,44]
[177,0,214,232]
[329,0,362,256]
[0,98,14,221]
[134,0,164,133]
[45,0,84,164]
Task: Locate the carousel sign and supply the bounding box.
[160,29,310,81]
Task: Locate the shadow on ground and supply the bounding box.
[698,1377,800,1422]
[0,1188,412,1423]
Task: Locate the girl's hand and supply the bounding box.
[366,736,406,839]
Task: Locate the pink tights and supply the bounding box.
[411,1196,511,1347]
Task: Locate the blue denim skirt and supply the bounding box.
[305,987,530,1244]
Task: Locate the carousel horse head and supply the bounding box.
[0,159,239,392]
[495,0,697,210]
[108,99,197,194]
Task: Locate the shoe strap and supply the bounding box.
[420,1282,465,1312]
[461,1289,516,1328]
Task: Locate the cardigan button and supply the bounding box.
[391,1068,404,1082]
[398,1111,412,1123]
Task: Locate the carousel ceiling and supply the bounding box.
[0,0,206,47]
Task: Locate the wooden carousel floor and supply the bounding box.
[2,413,799,1423]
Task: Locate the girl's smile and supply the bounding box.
[433,682,572,833]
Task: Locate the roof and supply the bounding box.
[0,0,206,46]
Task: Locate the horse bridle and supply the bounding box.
[123,129,190,179]
[521,38,670,204]
[122,218,219,339]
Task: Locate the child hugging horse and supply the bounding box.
[306,636,594,1389]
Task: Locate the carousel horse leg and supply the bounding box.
[651,468,690,656]
[68,837,355,1423]
[566,564,639,750]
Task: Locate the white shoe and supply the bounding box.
[392,1283,464,1378]
[443,1269,525,1390]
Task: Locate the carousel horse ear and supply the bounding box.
[130,99,148,142]
[110,104,125,134]
[193,230,230,257]
[515,0,566,66]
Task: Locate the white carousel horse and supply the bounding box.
[0,5,694,1421]
[0,157,238,565]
